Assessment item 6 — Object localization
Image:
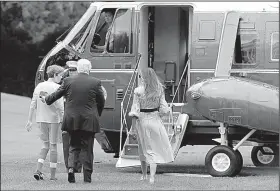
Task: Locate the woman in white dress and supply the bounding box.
[129,68,174,184]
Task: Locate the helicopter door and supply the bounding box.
[146,6,193,103]
[116,5,194,168]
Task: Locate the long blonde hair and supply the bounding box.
[139,68,164,99]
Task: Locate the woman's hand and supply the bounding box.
[131,116,138,135]
[132,116,139,120]
[131,116,138,126]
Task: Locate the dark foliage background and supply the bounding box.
[1,2,91,97]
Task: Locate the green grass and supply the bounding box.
[1,93,279,190]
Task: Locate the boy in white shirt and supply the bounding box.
[25,65,65,180]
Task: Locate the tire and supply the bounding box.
[205,145,239,177]
[232,149,243,176]
[251,146,279,167]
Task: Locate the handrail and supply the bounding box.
[122,54,141,127]
[169,55,191,129]
[171,54,190,105]
[118,53,189,155]
[119,54,141,156]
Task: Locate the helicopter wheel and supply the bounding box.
[251,146,279,167]
[205,145,240,177]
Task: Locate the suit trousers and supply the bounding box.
[68,130,95,182]
[62,132,82,172]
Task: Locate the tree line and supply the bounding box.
[1,2,90,97]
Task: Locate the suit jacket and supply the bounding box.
[45,73,105,133]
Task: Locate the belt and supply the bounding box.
[140,108,159,113]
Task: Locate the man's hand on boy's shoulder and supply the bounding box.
[39,91,48,103]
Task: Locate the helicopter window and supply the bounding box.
[69,14,95,54]
[90,8,116,53]
[271,32,279,61]
[91,8,132,54]
[199,20,216,40]
[44,48,80,81]
[234,30,258,65]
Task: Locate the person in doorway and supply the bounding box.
[25,65,65,181]
[129,68,174,184]
[41,59,105,183]
[92,9,115,53]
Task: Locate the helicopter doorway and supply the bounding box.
[139,6,193,103]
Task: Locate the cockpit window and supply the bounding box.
[90,8,116,53]
[56,25,74,43]
[64,5,97,54]
[44,48,80,81]
[90,8,133,54]
[69,14,95,54]
[109,9,132,54]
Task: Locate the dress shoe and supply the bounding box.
[113,153,119,158]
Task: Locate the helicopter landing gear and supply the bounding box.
[205,123,256,177]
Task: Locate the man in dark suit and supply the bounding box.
[60,61,82,173]
[42,59,105,183]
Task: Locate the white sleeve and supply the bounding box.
[52,85,64,122]
[128,91,140,118]
[30,84,40,110]
[159,93,171,114]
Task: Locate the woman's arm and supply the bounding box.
[159,92,171,114]
[128,91,140,119]
[131,116,137,127]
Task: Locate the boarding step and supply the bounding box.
[116,142,140,167]
[121,155,140,159]
[127,133,138,144]
[116,111,189,168]
[161,112,181,140]
[123,144,139,157]
[161,112,181,126]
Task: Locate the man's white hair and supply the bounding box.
[77,59,92,74]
